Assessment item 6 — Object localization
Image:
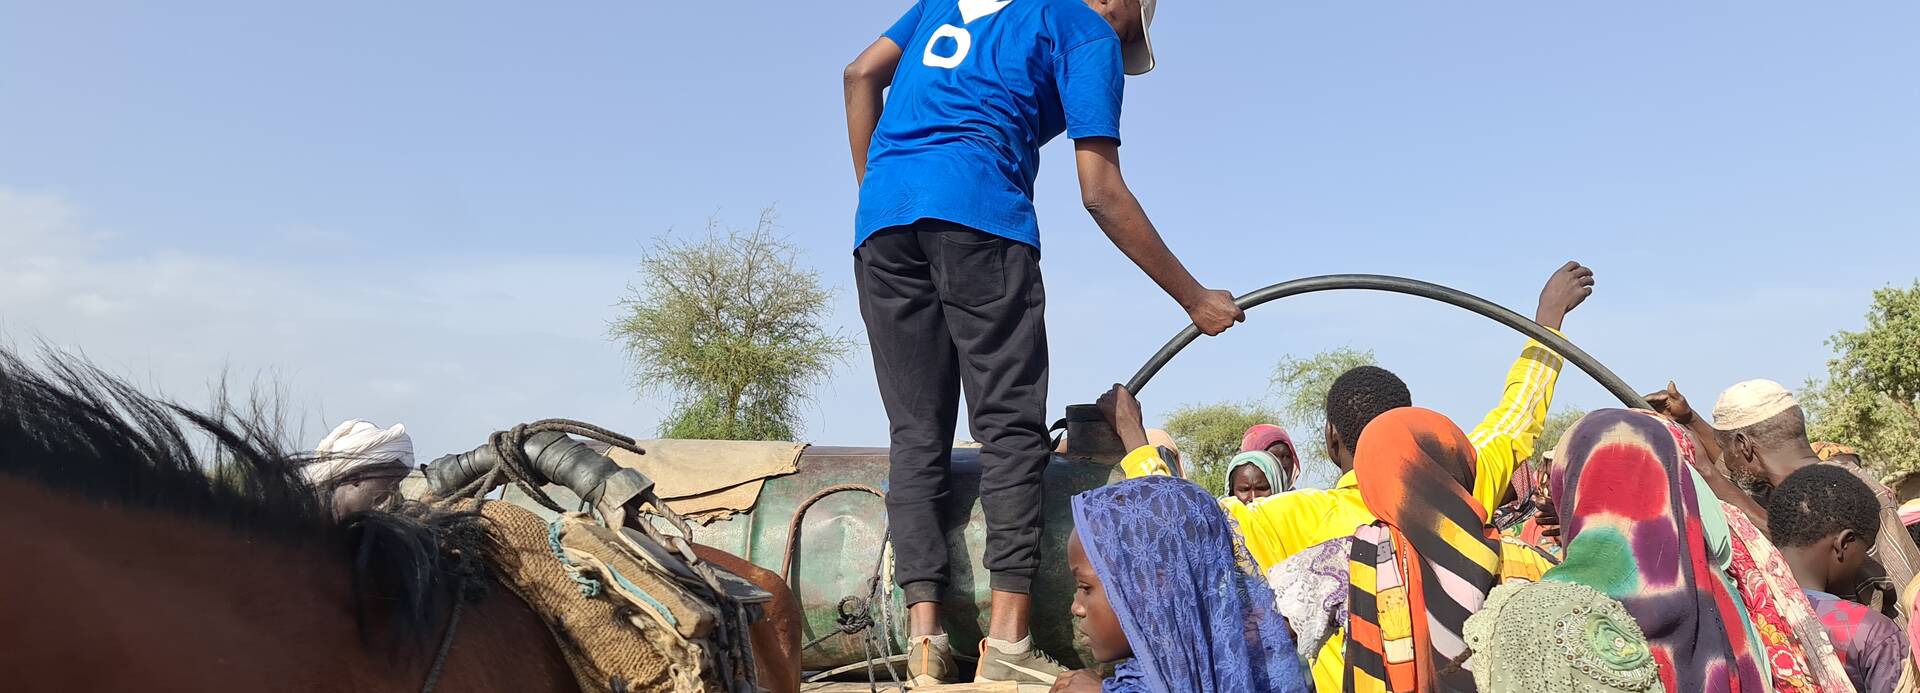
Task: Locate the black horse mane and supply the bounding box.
[0,347,496,655]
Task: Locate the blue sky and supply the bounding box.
[2,1,1916,462]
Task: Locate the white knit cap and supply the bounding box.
[1710,379,1799,431]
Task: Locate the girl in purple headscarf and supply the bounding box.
[1053,475,1304,692]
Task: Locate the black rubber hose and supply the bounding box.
[422,431,627,502]
[1124,274,1649,410]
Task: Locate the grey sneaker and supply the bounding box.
[907,635,957,687]
[973,639,1067,684]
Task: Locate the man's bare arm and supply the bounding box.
[1074,138,1243,335]
[1644,382,1764,524]
[843,38,903,186]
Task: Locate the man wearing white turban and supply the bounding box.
[309,419,414,520]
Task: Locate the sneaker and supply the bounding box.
[907,635,957,687]
[973,637,1067,684]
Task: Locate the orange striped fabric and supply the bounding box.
[1344,407,1501,693]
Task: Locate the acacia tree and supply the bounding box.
[1269,347,1378,464]
[611,209,854,441]
[1163,401,1283,495]
[1804,281,1920,479]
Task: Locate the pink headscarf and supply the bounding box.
[1239,424,1299,479]
[1906,575,1920,672]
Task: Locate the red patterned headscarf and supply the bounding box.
[1544,409,1766,693]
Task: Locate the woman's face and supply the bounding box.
[1230,464,1274,504]
[1068,530,1131,662]
[1265,442,1296,476]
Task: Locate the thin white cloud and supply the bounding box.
[0,186,675,459]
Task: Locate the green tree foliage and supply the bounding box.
[611,209,854,441]
[1269,347,1377,463]
[1539,407,1588,459]
[1803,282,1920,479]
[1164,401,1282,495]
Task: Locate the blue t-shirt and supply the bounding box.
[855,0,1125,250]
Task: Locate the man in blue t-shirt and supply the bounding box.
[843,0,1243,684]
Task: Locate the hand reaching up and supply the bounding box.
[1643,381,1696,426]
[1535,261,1595,330]
[1097,383,1151,452]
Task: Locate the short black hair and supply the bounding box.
[1766,464,1881,548]
[1325,366,1412,447]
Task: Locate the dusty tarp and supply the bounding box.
[607,439,807,523]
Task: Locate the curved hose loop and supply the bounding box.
[1124,274,1650,410]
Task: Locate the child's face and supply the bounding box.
[1829,529,1873,590]
[1068,530,1131,662]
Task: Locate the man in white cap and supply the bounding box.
[842,0,1239,685]
[1684,379,1920,622]
[308,419,415,521]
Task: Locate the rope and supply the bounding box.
[779,483,900,690]
[801,596,876,651]
[601,464,761,692]
[418,576,468,693]
[450,418,646,511]
[779,484,887,583]
[861,527,903,691]
[547,519,602,597]
[450,418,758,692]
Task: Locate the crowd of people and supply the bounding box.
[292,262,1920,693]
[1051,265,1920,692]
[831,0,1917,689]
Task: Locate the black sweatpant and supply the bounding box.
[855,219,1049,606]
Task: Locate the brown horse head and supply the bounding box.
[0,348,574,692]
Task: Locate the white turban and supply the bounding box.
[307,419,415,484]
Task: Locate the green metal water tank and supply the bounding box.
[505,440,1124,672]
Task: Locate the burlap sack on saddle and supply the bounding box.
[467,500,747,692]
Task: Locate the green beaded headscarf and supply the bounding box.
[1463,581,1660,692]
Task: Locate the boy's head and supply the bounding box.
[1767,464,1881,589]
[1083,0,1156,75]
[1323,366,1412,472]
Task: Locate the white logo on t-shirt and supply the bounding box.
[923,0,1014,69]
[958,0,1012,23]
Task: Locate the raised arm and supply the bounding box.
[1074,138,1244,336]
[1465,262,1593,513]
[1646,382,1768,526]
[1097,384,1171,479]
[843,37,903,186]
